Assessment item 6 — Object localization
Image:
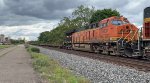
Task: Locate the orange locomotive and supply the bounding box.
[71,16,139,57]
[63,7,150,58]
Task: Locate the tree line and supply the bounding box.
[38,5,120,45]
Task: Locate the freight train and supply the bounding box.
[63,7,150,59]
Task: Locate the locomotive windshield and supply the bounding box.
[112,20,123,25]
[112,20,128,25]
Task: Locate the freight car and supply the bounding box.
[64,7,150,58]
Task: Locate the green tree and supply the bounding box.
[72,5,95,26]
[38,5,95,45]
[90,9,120,23]
[38,31,50,43]
[10,39,25,45]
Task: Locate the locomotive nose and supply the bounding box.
[118,23,138,41]
[118,24,132,34]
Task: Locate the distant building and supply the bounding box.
[0,34,5,44]
[0,34,11,44]
[18,38,22,40]
[5,37,11,44]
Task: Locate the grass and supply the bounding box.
[0,45,10,49]
[27,46,90,83]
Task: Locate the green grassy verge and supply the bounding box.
[0,45,10,49]
[28,46,90,83]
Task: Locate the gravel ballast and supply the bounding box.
[37,46,150,83]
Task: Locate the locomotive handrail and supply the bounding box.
[121,25,134,46]
[117,29,124,42]
[121,30,132,46]
[117,27,124,50]
[129,25,134,41]
[131,29,138,41]
[137,29,140,51]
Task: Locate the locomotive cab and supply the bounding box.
[100,16,138,42]
[99,16,139,57]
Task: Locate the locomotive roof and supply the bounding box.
[69,16,127,34]
[100,16,123,22]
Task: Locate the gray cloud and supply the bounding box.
[0,0,88,26]
[89,0,129,9]
[0,13,47,26]
[0,0,149,40]
[4,0,85,21]
[1,0,148,26]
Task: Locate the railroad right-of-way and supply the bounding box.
[0,45,41,83]
[37,46,150,83]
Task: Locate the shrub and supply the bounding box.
[31,47,40,53]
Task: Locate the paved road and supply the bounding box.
[0,45,40,83]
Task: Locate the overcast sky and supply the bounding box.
[0,0,149,40]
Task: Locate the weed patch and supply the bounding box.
[27,46,90,83]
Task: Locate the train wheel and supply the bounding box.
[92,45,100,54]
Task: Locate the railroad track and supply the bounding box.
[40,45,150,72]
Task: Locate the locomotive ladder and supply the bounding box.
[130,29,142,57]
[117,30,125,56]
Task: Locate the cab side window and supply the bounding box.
[99,23,108,28]
[112,20,123,25]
